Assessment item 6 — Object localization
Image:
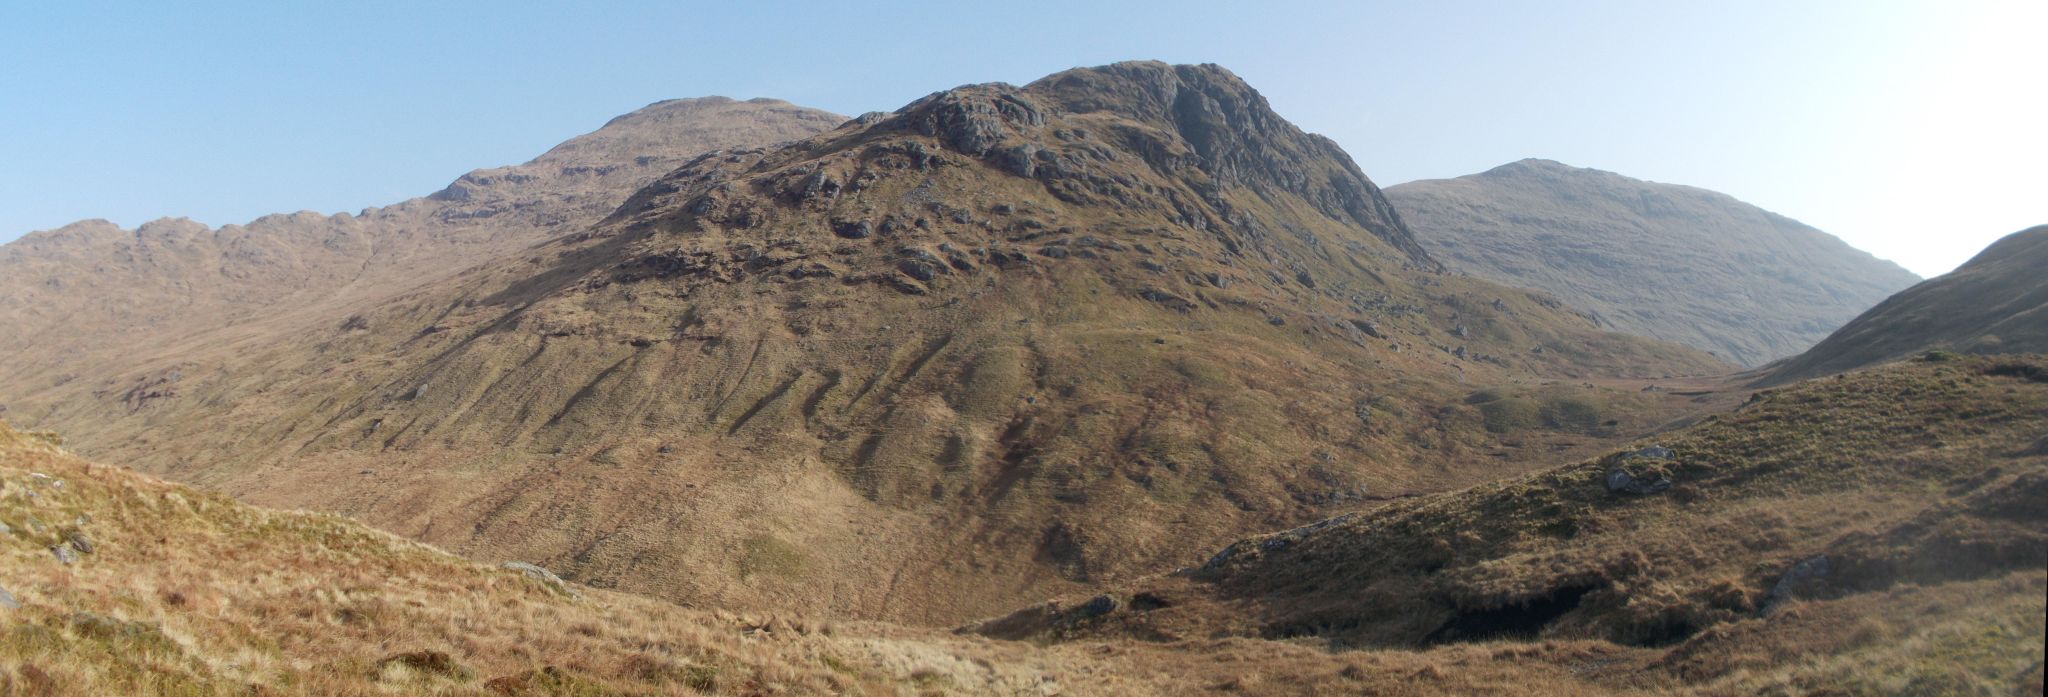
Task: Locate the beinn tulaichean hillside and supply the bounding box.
[1,60,2040,696]
[1386,159,1922,367]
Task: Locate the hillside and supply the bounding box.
[25,408,2036,697]
[970,354,2048,695]
[1386,159,1920,366]
[0,97,845,414]
[1763,225,2048,384]
[4,418,1429,696]
[1,62,1730,625]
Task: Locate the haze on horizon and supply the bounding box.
[2,0,2040,278]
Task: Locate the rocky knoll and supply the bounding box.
[1762,225,2048,383]
[5,62,1724,625]
[1386,159,1920,366]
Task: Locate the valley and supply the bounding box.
[0,55,2039,696]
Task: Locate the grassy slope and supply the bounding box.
[970,354,2048,695]
[1387,159,1921,367]
[9,357,2040,696]
[0,421,1145,696]
[1764,225,2048,384]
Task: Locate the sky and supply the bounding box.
[2,1,2041,277]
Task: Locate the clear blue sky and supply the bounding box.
[3,1,2041,277]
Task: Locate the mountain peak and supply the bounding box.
[802,61,1433,265]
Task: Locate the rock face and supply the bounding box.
[1762,225,2048,384]
[1386,159,1921,366]
[4,62,1725,625]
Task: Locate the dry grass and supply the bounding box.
[0,420,1114,695]
[968,355,2048,694]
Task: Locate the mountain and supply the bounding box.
[0,97,845,410]
[1385,159,1921,366]
[970,354,2048,695]
[1762,225,2048,384]
[0,62,1729,625]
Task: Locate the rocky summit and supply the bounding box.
[0,62,1722,625]
[1387,159,1921,366]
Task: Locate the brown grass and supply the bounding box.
[967,355,2048,694]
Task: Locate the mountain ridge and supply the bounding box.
[1,61,1728,625]
[1386,158,1920,366]
[1761,224,2048,384]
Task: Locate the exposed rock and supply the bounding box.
[1626,445,1675,460]
[50,544,78,565]
[502,562,578,598]
[1077,594,1122,618]
[0,583,16,610]
[1761,555,1830,615]
[1138,289,1196,313]
[64,529,94,554]
[898,259,941,282]
[833,220,873,239]
[1605,466,1673,495]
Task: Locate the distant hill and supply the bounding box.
[0,62,1727,626]
[1762,225,2048,384]
[1386,159,1920,366]
[0,97,845,406]
[970,354,2048,695]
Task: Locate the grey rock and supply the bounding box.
[897,259,940,282]
[1626,445,1676,460]
[0,583,17,610]
[50,544,78,565]
[1762,555,1830,615]
[1605,467,1673,495]
[1138,289,1195,313]
[65,530,94,554]
[502,561,578,597]
[834,220,872,239]
[1077,594,1122,618]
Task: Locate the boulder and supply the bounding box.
[1605,467,1673,495]
[833,220,872,239]
[502,562,578,598]
[64,530,93,554]
[1077,594,1122,618]
[0,583,17,610]
[897,260,941,282]
[1762,555,1830,615]
[50,544,78,565]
